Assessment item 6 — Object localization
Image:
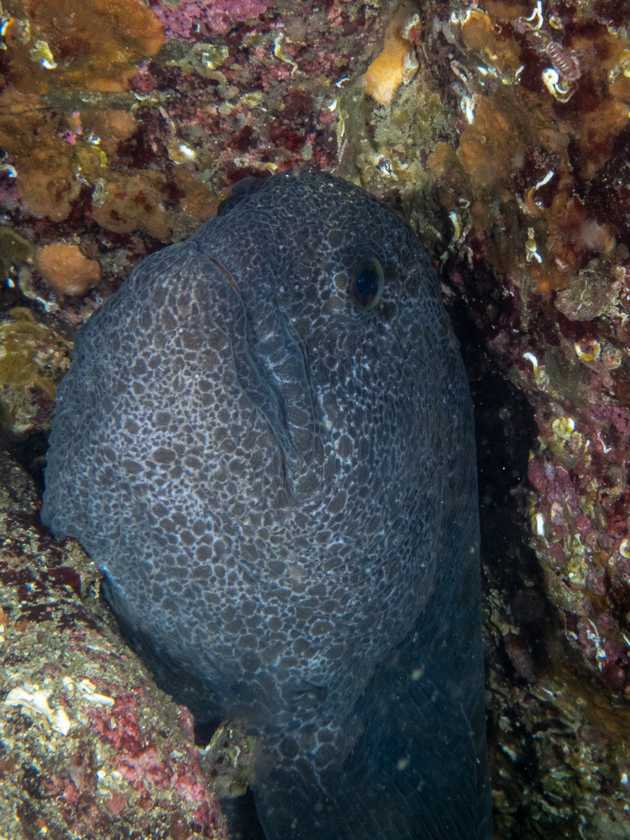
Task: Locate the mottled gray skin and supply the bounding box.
[42,170,491,839]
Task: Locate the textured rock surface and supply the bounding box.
[0,452,228,839]
[0,307,70,437]
[0,0,397,326]
[337,1,630,834]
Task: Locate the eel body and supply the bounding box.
[42,170,491,839]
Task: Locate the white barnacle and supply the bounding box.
[197,44,229,70]
[586,619,607,670]
[500,744,519,761]
[169,141,197,164]
[523,351,539,370]
[524,169,555,212]
[525,227,543,263]
[376,156,395,177]
[551,415,575,439]
[449,10,472,26]
[450,60,477,122]
[30,39,57,70]
[574,338,601,364]
[77,678,115,706]
[179,143,197,161]
[541,67,575,102]
[524,0,544,31]
[4,684,72,735]
[54,706,72,734]
[402,48,419,86]
[451,60,473,87]
[272,32,298,75]
[449,211,462,242]
[461,93,476,124]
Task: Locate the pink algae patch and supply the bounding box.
[89,689,217,821]
[151,0,270,39]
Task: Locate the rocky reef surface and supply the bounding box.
[0,0,628,837]
[0,451,230,838]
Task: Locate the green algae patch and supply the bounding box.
[0,227,34,279]
[0,307,71,435]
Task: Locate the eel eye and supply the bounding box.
[349,257,384,311]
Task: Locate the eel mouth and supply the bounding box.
[206,252,324,502]
[205,252,242,296]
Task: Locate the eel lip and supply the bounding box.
[204,252,325,503]
[206,253,241,294]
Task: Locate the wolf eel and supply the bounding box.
[42,169,491,839]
